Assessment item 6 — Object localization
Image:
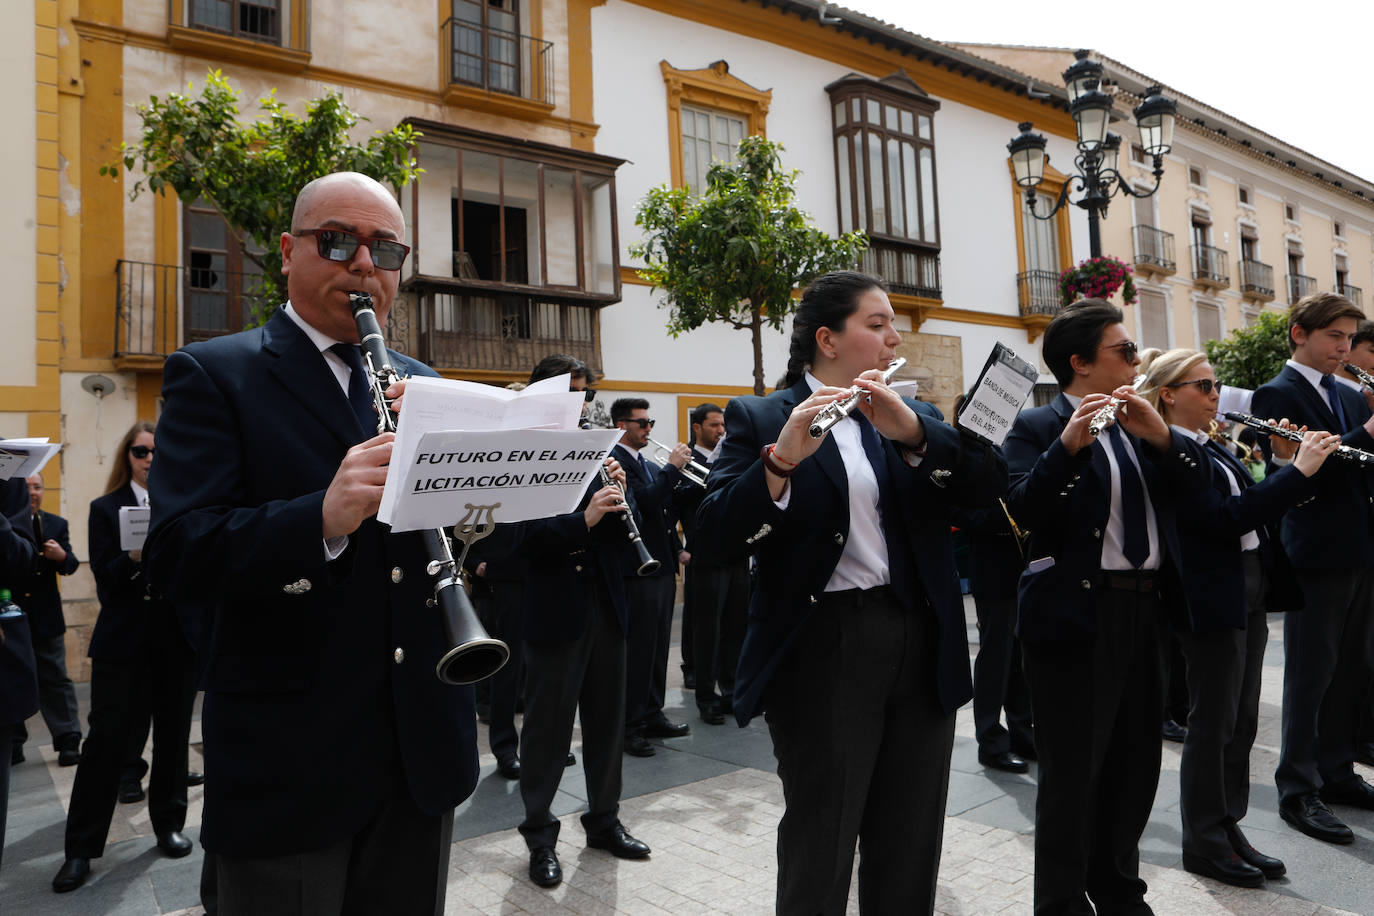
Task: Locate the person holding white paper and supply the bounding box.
[55,421,197,892]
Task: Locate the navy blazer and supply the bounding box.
[1173,438,1309,630]
[0,478,39,727]
[698,378,1007,724]
[611,442,681,575]
[18,509,80,640]
[1005,394,1209,646]
[88,485,177,662]
[1251,365,1374,569]
[144,309,478,858]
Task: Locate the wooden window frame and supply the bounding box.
[661,60,771,190]
[167,0,311,72]
[1009,158,1073,277]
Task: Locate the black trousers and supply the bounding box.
[1023,583,1162,916]
[64,650,195,858]
[623,571,675,730]
[473,579,525,764]
[691,560,748,707]
[971,592,1033,755]
[680,563,695,674]
[766,587,954,915]
[11,632,81,750]
[201,796,453,916]
[1178,552,1268,858]
[1275,566,1374,802]
[0,722,14,873]
[518,589,626,849]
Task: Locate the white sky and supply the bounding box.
[848,0,1372,184]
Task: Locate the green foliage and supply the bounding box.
[102,70,422,326]
[630,135,868,394]
[1204,308,1291,391]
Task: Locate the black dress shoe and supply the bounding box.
[1279,793,1354,844]
[1161,720,1188,743]
[642,717,690,739]
[565,752,576,767]
[1225,825,1285,879]
[698,701,725,725]
[186,771,205,787]
[156,830,194,858]
[586,823,650,859]
[1319,776,1374,810]
[497,757,521,780]
[528,846,561,888]
[58,747,81,767]
[1181,851,1264,888]
[118,779,146,804]
[624,733,655,757]
[1010,742,1038,762]
[53,857,90,893]
[978,749,1029,774]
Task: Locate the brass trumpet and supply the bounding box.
[646,436,709,488]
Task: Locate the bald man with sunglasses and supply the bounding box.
[145,173,478,915]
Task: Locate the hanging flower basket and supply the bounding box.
[1059,255,1137,307]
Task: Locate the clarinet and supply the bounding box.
[808,357,908,439]
[597,465,661,576]
[1343,362,1374,390]
[348,292,510,685]
[1223,410,1374,466]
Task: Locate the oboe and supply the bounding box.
[1223,410,1374,465]
[1087,375,1146,437]
[1343,362,1374,390]
[348,292,510,685]
[597,465,660,576]
[808,357,908,438]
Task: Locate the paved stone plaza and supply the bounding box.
[4,600,1373,915]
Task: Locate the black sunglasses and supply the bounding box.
[295,228,410,271]
[583,388,597,403]
[622,418,655,429]
[1167,378,1220,395]
[129,445,155,459]
[1099,339,1139,362]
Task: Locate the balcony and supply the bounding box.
[1340,283,1363,309]
[1191,244,1229,290]
[1239,259,1275,302]
[1132,225,1176,276]
[861,239,940,300]
[1017,270,1061,317]
[442,18,554,117]
[115,260,272,366]
[389,283,601,377]
[1287,273,1317,304]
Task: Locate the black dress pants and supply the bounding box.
[1023,582,1163,916]
[13,632,81,750]
[1275,567,1374,803]
[623,571,674,730]
[64,649,195,858]
[518,590,626,849]
[971,592,1033,755]
[691,559,748,708]
[474,578,525,764]
[765,587,954,915]
[1178,552,1268,858]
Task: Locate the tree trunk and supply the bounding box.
[750,304,765,396]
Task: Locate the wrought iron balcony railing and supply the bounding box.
[1017,269,1061,318]
[861,240,941,299]
[1132,224,1176,273]
[1191,243,1229,288]
[443,18,554,105]
[1340,283,1363,309]
[1287,273,1317,304]
[116,260,272,359]
[1239,259,1274,300]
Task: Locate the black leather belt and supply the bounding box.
[1101,570,1158,593]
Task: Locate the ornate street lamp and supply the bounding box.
[1006,50,1177,258]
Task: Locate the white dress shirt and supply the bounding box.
[1064,393,1161,571]
[130,480,149,508]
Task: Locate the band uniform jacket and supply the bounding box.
[1174,440,1310,631]
[88,486,180,662]
[144,309,478,858]
[697,378,1008,725]
[17,509,79,641]
[1004,394,1209,646]
[610,443,683,573]
[0,479,39,727]
[1251,365,1374,569]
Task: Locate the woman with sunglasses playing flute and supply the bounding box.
[697,271,1006,914]
[1137,348,1339,889]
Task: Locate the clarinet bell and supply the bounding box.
[434,586,510,685]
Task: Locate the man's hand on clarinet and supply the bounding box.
[322,432,394,540]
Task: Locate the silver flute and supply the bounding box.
[1223,411,1374,465]
[808,357,908,439]
[1343,361,1374,389]
[1087,374,1146,437]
